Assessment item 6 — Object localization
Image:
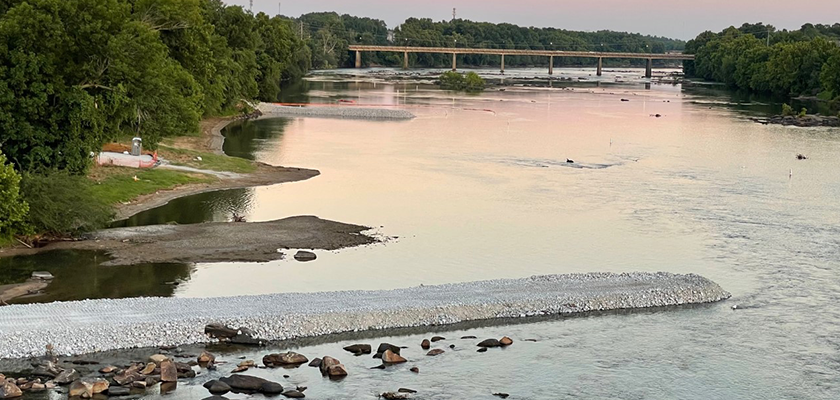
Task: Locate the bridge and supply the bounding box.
[348,45,694,78]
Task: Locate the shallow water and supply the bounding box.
[6,68,840,399]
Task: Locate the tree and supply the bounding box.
[0,152,28,240]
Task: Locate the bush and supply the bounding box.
[781,103,795,116]
[20,173,113,237]
[0,152,29,241]
[799,107,808,117]
[439,71,486,92]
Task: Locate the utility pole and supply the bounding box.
[767,27,771,46]
[452,8,456,21]
[249,0,253,12]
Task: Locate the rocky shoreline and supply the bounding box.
[257,103,416,120]
[751,114,840,127]
[0,272,729,360]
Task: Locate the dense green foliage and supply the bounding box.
[0,152,28,241]
[292,13,685,69]
[685,23,840,103]
[19,173,113,236]
[439,71,486,91]
[0,0,308,174]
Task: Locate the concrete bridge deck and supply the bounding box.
[348,45,694,77]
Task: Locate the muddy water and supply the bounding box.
[7,68,840,399]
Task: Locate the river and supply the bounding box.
[6,67,840,399]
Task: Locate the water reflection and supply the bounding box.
[1,251,191,303]
[115,188,254,227]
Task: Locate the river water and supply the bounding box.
[8,68,840,399]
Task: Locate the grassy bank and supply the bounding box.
[157,145,257,174]
[89,167,216,205]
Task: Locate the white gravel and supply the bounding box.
[0,272,729,359]
[257,103,415,120]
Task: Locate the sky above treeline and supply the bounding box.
[228,0,839,40]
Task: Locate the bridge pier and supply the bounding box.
[645,58,652,78]
[355,51,361,68]
[549,56,553,75]
[403,52,409,70]
[500,54,505,73]
[452,53,457,71]
[597,57,603,76]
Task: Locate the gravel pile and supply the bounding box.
[257,103,415,120]
[0,272,729,359]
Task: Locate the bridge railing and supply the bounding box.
[347,45,694,60]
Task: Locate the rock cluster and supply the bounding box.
[752,115,840,127]
[258,103,416,120]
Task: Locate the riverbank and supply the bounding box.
[0,272,729,359]
[750,114,840,127]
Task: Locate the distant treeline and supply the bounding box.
[0,0,310,174]
[292,13,686,69]
[684,23,840,106]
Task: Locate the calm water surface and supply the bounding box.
[10,68,840,399]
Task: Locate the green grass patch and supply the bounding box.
[158,146,257,174]
[89,168,215,205]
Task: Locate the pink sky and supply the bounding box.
[229,0,839,40]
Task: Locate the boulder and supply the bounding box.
[107,386,131,396]
[68,380,93,398]
[382,350,407,364]
[431,336,446,342]
[140,363,157,375]
[461,336,477,339]
[219,375,273,392]
[319,356,340,375]
[426,349,445,356]
[131,381,146,389]
[410,367,419,373]
[293,251,317,262]
[493,393,510,399]
[28,383,45,391]
[399,388,418,393]
[308,358,322,368]
[113,370,143,386]
[88,378,109,394]
[373,343,401,359]
[500,336,513,346]
[0,382,22,399]
[420,339,430,350]
[326,364,347,378]
[99,366,117,374]
[477,339,501,348]
[260,382,285,395]
[149,355,169,365]
[160,360,178,382]
[263,352,309,367]
[160,382,177,395]
[282,389,306,398]
[198,351,216,365]
[343,344,372,355]
[205,323,239,339]
[477,348,488,353]
[53,369,80,385]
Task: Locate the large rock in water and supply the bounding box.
[477,339,502,348]
[0,381,22,399]
[263,352,309,367]
[69,378,107,398]
[293,251,317,262]
[219,375,279,393]
[204,323,239,339]
[343,344,372,355]
[318,356,347,378]
[382,349,407,364]
[260,382,285,395]
[373,343,401,359]
[53,369,80,385]
[500,336,514,346]
[208,381,231,395]
[198,351,216,365]
[160,359,178,382]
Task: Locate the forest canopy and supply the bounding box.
[684,23,840,103]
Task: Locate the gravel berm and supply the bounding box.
[0,272,729,359]
[258,103,415,120]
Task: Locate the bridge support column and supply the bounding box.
[500,54,505,73]
[403,52,409,70]
[452,53,457,71]
[355,51,361,68]
[597,57,603,76]
[645,58,652,78]
[549,56,553,75]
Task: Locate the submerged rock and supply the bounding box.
[282,389,306,398]
[426,349,445,356]
[208,381,231,395]
[374,343,401,359]
[219,375,279,393]
[421,339,430,350]
[500,336,514,346]
[382,393,410,400]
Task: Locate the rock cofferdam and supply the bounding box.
[0,272,729,359]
